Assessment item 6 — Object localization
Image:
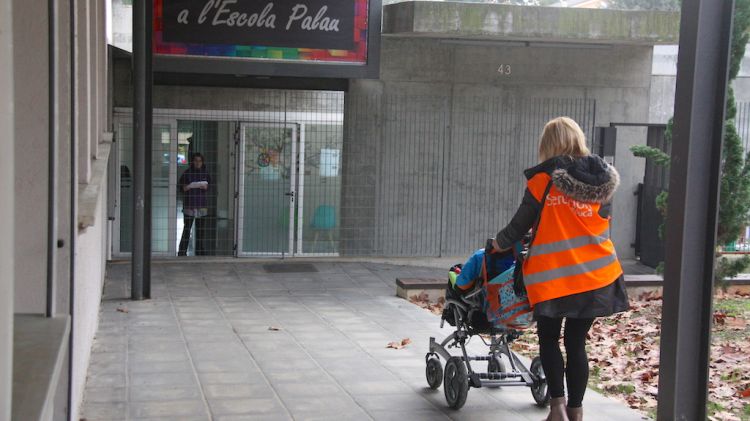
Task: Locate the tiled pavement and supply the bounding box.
[82,261,647,421]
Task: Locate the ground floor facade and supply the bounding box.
[109,11,683,261]
[110,85,599,260]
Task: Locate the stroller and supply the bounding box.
[424,239,550,409]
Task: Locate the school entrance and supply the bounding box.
[111,87,599,259]
[113,90,344,258]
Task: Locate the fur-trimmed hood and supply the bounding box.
[524,155,620,203]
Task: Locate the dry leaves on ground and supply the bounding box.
[407,288,750,419]
[515,291,750,419]
[387,338,412,349]
[409,292,445,316]
[116,307,129,313]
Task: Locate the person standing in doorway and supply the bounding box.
[178,153,210,256]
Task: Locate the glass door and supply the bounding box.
[297,123,342,255]
[237,123,297,256]
[152,121,177,255]
[114,117,176,256]
[175,120,236,256]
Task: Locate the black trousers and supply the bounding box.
[178,215,206,256]
[537,316,595,408]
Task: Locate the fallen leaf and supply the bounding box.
[726,317,748,330]
[386,338,411,349]
[116,307,129,313]
[268,326,281,331]
[714,311,727,325]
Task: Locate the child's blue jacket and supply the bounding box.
[455,248,515,289]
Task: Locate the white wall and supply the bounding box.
[12,0,50,314]
[70,0,111,416]
[71,175,108,421]
[649,45,750,123]
[0,0,15,418]
[111,0,132,52]
[4,0,109,417]
[611,126,647,255]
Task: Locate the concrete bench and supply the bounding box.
[396,277,447,301]
[396,274,750,300]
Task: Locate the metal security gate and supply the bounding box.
[113,90,595,259]
[635,125,671,268]
[340,94,597,257]
[635,125,669,268]
[114,117,179,257]
[112,89,345,258]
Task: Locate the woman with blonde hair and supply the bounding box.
[493,117,629,421]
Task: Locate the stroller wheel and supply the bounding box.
[485,354,506,389]
[530,356,551,407]
[444,357,469,409]
[426,356,443,389]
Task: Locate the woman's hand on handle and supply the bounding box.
[491,238,510,253]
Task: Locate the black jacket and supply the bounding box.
[178,165,211,210]
[496,155,629,319]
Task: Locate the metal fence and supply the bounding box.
[634,125,669,267]
[633,101,750,263]
[343,94,596,257]
[113,89,345,258]
[112,89,595,258]
[735,101,750,153]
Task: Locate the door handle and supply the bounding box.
[285,192,295,197]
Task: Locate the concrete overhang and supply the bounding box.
[383,2,679,46]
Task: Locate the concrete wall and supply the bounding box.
[71,174,108,421]
[0,0,15,418]
[347,37,652,258]
[12,0,50,313]
[649,45,750,124]
[111,0,133,52]
[54,0,74,318]
[383,1,679,45]
[71,0,110,417]
[648,45,677,124]
[7,0,110,417]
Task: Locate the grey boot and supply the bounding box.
[566,406,583,421]
[545,397,570,421]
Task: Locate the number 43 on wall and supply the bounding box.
[497,64,512,75]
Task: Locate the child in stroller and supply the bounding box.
[425,239,550,409]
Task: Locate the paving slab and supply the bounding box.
[81,401,127,420]
[129,385,203,402]
[128,400,208,418]
[82,261,649,421]
[207,397,288,416]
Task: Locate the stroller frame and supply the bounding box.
[424,283,550,409]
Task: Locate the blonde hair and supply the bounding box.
[538,117,590,162]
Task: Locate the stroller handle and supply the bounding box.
[485,238,514,257]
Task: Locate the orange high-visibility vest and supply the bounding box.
[523,172,623,306]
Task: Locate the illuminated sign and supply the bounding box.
[154,0,380,78]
